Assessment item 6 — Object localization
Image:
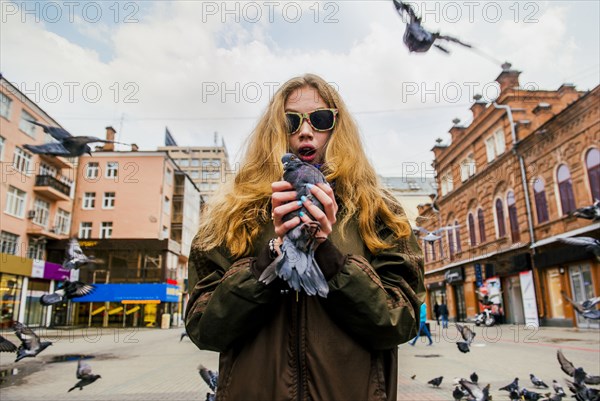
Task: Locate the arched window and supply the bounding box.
[495,198,506,238]
[507,191,520,242]
[448,226,455,258]
[430,241,436,260]
[438,239,444,259]
[557,164,576,214]
[533,178,549,223]
[468,213,477,246]
[454,220,462,253]
[586,148,600,201]
[423,240,428,263]
[477,209,486,243]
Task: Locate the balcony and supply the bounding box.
[33,175,71,201]
[26,224,68,240]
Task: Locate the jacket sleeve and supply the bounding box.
[322,230,425,350]
[184,243,280,352]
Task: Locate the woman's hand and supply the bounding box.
[271,181,301,240]
[300,183,338,243]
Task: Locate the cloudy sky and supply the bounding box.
[1,0,598,177]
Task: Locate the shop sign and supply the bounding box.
[445,267,464,283]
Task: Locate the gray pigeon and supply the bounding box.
[570,200,600,221]
[259,153,329,297]
[557,237,600,263]
[499,377,519,392]
[198,365,218,401]
[565,379,600,401]
[459,379,490,401]
[63,238,98,270]
[557,349,600,385]
[520,388,543,401]
[456,323,476,353]
[13,322,52,362]
[428,376,443,387]
[470,372,479,384]
[40,280,95,306]
[560,291,600,320]
[23,120,125,157]
[0,335,18,353]
[68,359,101,392]
[552,380,566,397]
[530,373,549,388]
[180,331,189,342]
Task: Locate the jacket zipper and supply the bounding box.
[296,291,304,401]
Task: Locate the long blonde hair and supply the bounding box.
[195,74,411,257]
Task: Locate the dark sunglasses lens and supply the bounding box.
[310,110,335,131]
[286,113,301,133]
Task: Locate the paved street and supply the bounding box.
[0,322,598,401]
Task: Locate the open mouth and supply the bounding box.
[298,147,316,157]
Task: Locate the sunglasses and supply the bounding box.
[285,108,338,135]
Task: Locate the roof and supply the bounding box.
[380,176,438,195]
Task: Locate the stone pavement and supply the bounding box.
[0,322,598,400]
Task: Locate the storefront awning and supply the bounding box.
[72,283,179,303]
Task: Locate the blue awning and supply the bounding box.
[72,283,179,303]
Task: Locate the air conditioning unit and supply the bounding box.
[27,210,36,219]
[49,225,59,233]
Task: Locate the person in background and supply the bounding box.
[439,301,449,328]
[433,301,440,325]
[410,302,433,346]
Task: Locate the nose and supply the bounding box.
[298,119,314,139]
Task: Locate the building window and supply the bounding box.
[13,147,32,174]
[437,239,444,260]
[533,178,549,224]
[79,222,92,239]
[165,167,172,185]
[454,220,462,253]
[102,192,116,209]
[0,231,19,255]
[191,158,200,167]
[19,110,37,137]
[0,93,12,119]
[485,129,506,162]
[477,209,486,243]
[448,228,455,258]
[557,164,576,215]
[106,162,118,179]
[440,169,454,196]
[39,163,57,177]
[495,198,506,238]
[429,241,436,260]
[100,222,113,239]
[460,154,476,182]
[423,240,429,263]
[585,148,600,201]
[468,213,477,246]
[0,136,5,161]
[5,186,27,218]
[507,191,520,242]
[178,159,189,167]
[82,192,96,209]
[32,198,50,228]
[27,239,45,260]
[85,162,100,179]
[54,209,71,235]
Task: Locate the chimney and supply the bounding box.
[131,143,139,152]
[449,118,466,143]
[495,62,521,93]
[470,94,487,120]
[103,126,116,151]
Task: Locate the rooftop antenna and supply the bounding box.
[214,131,218,146]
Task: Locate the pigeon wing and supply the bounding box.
[23,142,71,156]
[77,359,93,379]
[65,281,95,298]
[13,322,41,351]
[27,120,72,140]
[0,335,18,352]
[459,379,483,400]
[557,349,576,376]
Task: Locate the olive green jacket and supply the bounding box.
[185,215,425,401]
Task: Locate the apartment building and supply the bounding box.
[0,76,76,328]
[418,64,599,328]
[380,176,437,227]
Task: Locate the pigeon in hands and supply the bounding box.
[557,349,600,385]
[68,359,101,392]
[0,335,18,353]
[198,365,218,401]
[13,322,52,362]
[455,323,476,353]
[428,376,443,387]
[530,373,549,388]
[63,238,98,270]
[23,120,127,157]
[40,280,95,306]
[392,0,472,54]
[259,153,330,297]
[560,291,600,320]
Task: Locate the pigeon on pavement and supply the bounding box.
[68,359,101,392]
[520,388,544,401]
[23,120,127,157]
[499,377,519,392]
[0,335,18,353]
[565,379,600,401]
[428,376,443,387]
[455,323,476,353]
[259,153,329,297]
[470,372,479,384]
[552,379,566,397]
[530,373,549,388]
[459,379,491,401]
[40,280,95,306]
[13,322,52,362]
[180,332,189,342]
[557,349,600,385]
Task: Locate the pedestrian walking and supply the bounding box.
[434,301,440,325]
[410,302,433,346]
[439,302,449,328]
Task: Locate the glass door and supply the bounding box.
[453,284,467,322]
[569,264,598,329]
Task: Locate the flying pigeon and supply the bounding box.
[570,200,600,221]
[557,237,600,262]
[198,365,218,401]
[428,376,443,387]
[23,120,126,157]
[530,373,549,388]
[63,238,98,270]
[0,335,18,353]
[40,280,95,306]
[459,379,491,401]
[455,323,476,353]
[13,322,52,362]
[499,377,519,392]
[392,0,472,54]
[565,379,600,401]
[560,291,600,320]
[414,226,455,242]
[557,349,600,385]
[259,153,329,297]
[552,380,566,397]
[180,331,189,342]
[68,359,101,392]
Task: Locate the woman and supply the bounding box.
[185,73,424,401]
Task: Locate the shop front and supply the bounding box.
[445,267,467,322]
